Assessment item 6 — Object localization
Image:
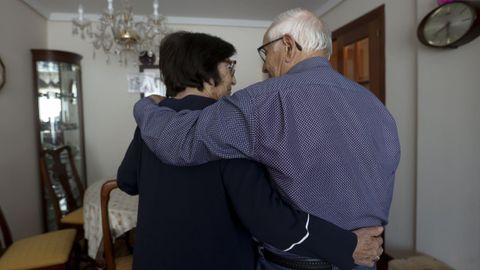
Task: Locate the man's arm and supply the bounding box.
[116,127,142,195]
[220,159,382,269]
[134,91,256,166]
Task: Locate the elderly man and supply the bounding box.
[134,8,400,270]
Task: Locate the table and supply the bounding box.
[83,179,138,258]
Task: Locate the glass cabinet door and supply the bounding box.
[32,50,86,231]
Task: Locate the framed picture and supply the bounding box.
[128,65,166,98]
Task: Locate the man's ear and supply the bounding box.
[282,34,298,62]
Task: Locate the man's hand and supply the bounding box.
[352,226,384,267]
[148,94,165,104]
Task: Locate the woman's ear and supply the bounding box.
[202,80,217,99]
[204,78,215,87]
[202,80,214,91]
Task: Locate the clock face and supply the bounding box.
[422,2,477,47]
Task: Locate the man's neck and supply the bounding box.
[296,51,326,64]
[283,50,327,75]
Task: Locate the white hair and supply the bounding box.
[266,8,332,58]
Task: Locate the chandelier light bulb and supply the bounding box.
[153,0,159,17]
[78,4,84,22]
[107,0,114,15]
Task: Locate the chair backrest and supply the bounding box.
[0,207,13,252]
[100,179,119,270]
[40,145,85,228]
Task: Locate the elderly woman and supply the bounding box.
[117,31,376,270]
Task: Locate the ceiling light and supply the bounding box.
[72,0,168,65]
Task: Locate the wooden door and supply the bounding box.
[330,5,385,103]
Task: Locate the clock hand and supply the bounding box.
[446,21,451,41]
[433,24,448,37]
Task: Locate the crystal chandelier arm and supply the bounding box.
[72,2,92,39]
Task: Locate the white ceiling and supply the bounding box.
[23,0,343,27]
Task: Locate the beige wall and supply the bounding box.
[46,22,266,185]
[416,1,480,269]
[0,1,47,239]
[325,0,480,269]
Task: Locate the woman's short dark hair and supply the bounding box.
[159,31,236,96]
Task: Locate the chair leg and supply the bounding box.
[124,230,135,254]
[71,240,81,270]
[70,238,97,270]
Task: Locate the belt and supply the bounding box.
[261,248,332,270]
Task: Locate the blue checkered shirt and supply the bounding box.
[134,57,400,230]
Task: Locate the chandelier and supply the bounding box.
[72,0,168,65]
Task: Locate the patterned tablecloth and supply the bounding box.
[83,179,138,259]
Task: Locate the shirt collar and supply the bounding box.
[287,57,330,75]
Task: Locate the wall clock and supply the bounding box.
[0,57,5,90]
[418,1,480,48]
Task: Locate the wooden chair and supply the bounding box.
[40,145,84,230]
[0,206,76,270]
[40,146,94,268]
[100,179,133,270]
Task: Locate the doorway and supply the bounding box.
[330,5,385,103]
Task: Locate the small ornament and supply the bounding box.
[139,50,156,65]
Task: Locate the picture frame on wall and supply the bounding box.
[128,65,166,98]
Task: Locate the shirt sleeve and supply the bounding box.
[133,90,256,166]
[220,159,356,270]
[116,127,142,195]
